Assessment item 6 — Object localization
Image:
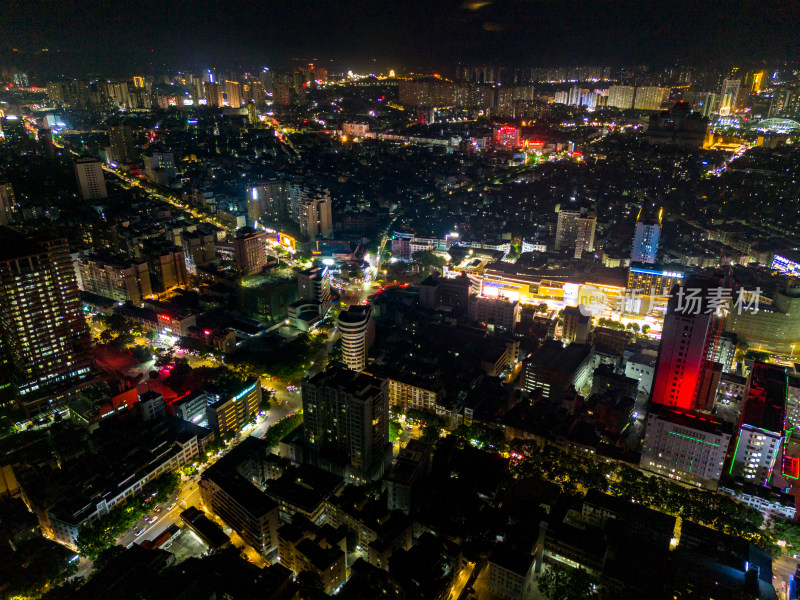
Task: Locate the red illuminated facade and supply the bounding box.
[650,282,722,410]
[493,126,520,148]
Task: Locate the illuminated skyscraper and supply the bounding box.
[631,208,661,264]
[107,125,137,165]
[719,79,741,116]
[650,281,724,411]
[607,85,636,109]
[204,82,224,107]
[0,228,92,414]
[750,71,764,93]
[633,86,670,111]
[225,80,242,107]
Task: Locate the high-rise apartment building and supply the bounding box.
[299,195,333,241]
[0,182,15,226]
[0,228,93,413]
[633,86,670,111]
[554,209,596,259]
[140,242,188,292]
[247,179,286,222]
[233,227,268,275]
[75,254,152,304]
[107,125,137,165]
[74,156,108,200]
[649,284,718,411]
[181,227,216,274]
[729,363,787,485]
[302,368,391,483]
[606,85,636,110]
[631,209,661,264]
[143,150,176,186]
[337,305,375,372]
[297,266,331,309]
[200,457,280,556]
[225,80,242,107]
[204,82,224,107]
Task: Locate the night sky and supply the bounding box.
[2,0,799,77]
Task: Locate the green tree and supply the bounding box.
[412,249,446,271]
[263,413,304,448]
[537,564,598,600]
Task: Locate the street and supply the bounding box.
[773,554,798,600]
[116,477,203,549]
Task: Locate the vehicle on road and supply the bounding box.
[135,528,146,537]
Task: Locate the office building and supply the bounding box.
[468,294,520,330]
[0,182,15,226]
[205,379,262,439]
[302,368,391,483]
[633,86,669,111]
[625,265,684,315]
[74,156,108,200]
[521,341,593,402]
[729,363,787,485]
[631,210,661,264]
[494,126,520,148]
[337,305,375,372]
[0,228,93,413]
[554,209,596,259]
[650,283,718,411]
[640,407,731,490]
[606,85,636,110]
[171,390,208,425]
[233,226,268,275]
[75,254,152,304]
[181,227,216,273]
[107,125,137,165]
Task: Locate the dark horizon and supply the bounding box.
[2,0,799,79]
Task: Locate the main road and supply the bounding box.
[117,477,203,549]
